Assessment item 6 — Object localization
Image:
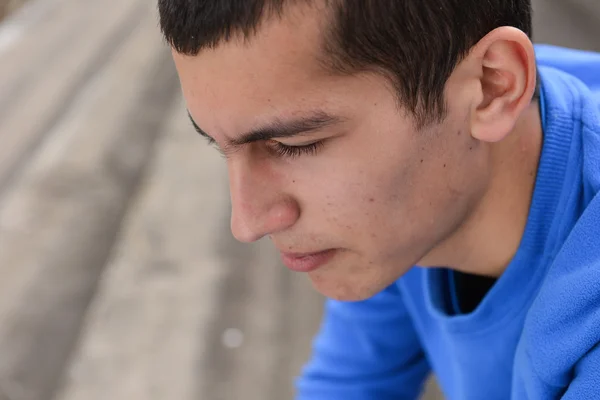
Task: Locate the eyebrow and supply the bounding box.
[187,110,344,148]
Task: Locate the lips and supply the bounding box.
[279,249,337,273]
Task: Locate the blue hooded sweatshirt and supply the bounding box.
[295,45,600,399]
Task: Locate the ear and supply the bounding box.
[469,27,537,143]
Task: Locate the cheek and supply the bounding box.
[310,163,414,235]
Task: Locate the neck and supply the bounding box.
[428,101,543,277]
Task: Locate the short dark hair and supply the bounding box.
[158,0,533,127]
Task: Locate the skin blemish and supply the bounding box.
[369,198,375,203]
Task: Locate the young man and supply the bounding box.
[158,1,600,398]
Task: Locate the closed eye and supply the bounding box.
[266,140,325,158]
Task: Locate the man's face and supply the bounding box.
[173,6,489,300]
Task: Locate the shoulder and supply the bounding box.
[518,193,600,391]
[535,44,600,95]
[537,47,600,196]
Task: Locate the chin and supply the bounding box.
[307,272,391,302]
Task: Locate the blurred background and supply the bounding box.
[0,1,598,399]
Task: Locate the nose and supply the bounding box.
[228,158,300,243]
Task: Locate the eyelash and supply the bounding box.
[200,135,324,159]
[267,140,325,158]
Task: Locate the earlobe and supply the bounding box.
[470,27,537,143]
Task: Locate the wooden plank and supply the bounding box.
[567,0,600,23]
[0,0,62,50]
[54,98,232,400]
[0,0,147,195]
[198,234,324,400]
[0,0,90,102]
[531,0,600,52]
[0,4,178,399]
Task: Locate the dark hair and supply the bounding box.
[158,0,534,127]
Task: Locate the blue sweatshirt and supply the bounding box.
[296,45,600,399]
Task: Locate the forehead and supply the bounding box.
[171,2,343,136]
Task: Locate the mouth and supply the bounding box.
[279,249,337,273]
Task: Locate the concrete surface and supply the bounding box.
[0,0,597,399]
